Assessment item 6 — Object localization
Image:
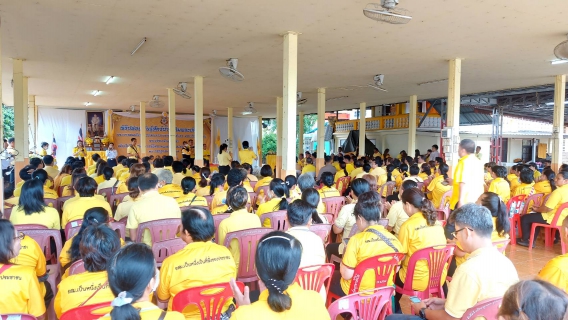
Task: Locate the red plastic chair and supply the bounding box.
[97,187,113,201]
[213,213,231,244]
[492,239,510,254]
[172,281,244,319]
[416,181,424,191]
[68,259,86,276]
[64,219,83,239]
[328,287,394,320]
[136,218,182,243]
[328,252,404,306]
[152,238,186,267]
[309,223,332,244]
[14,226,62,264]
[322,196,346,221]
[57,195,75,213]
[203,195,214,209]
[59,301,111,320]
[507,194,528,245]
[223,228,272,283]
[294,263,335,297]
[260,210,288,231]
[0,315,37,320]
[378,182,396,216]
[108,192,128,213]
[395,245,454,300]
[436,189,453,221]
[335,176,351,196]
[461,297,502,320]
[529,202,568,254]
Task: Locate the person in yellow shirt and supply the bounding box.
[512,168,535,197]
[537,217,568,292]
[518,170,568,247]
[507,165,521,194]
[344,155,354,174]
[0,220,46,319]
[329,191,403,298]
[112,155,127,176]
[126,137,141,160]
[301,157,316,175]
[418,164,432,181]
[487,165,511,204]
[116,163,146,194]
[242,163,257,191]
[334,162,349,183]
[163,156,175,174]
[256,178,290,228]
[54,163,72,192]
[31,168,58,200]
[157,169,184,198]
[528,162,542,181]
[372,147,382,158]
[92,160,108,185]
[61,168,88,197]
[97,167,120,193]
[43,155,59,179]
[9,179,61,230]
[218,143,232,175]
[426,164,452,209]
[228,231,329,320]
[254,164,273,195]
[114,178,141,222]
[395,164,410,190]
[72,140,87,159]
[171,161,186,186]
[318,172,341,199]
[238,141,258,166]
[209,173,229,213]
[87,153,101,175]
[55,224,121,318]
[61,176,112,229]
[102,243,185,320]
[348,160,363,179]
[395,188,446,312]
[181,140,194,166]
[449,139,484,210]
[177,177,208,208]
[218,187,261,267]
[534,167,556,196]
[157,208,237,319]
[483,162,496,185]
[195,167,211,197]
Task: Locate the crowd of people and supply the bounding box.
[0,138,567,319]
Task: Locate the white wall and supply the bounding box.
[212,116,260,166]
[37,108,86,164]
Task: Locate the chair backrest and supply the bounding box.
[136,218,182,243]
[223,228,272,282]
[416,181,424,191]
[260,210,288,231]
[68,259,86,276]
[521,193,545,215]
[492,239,510,254]
[461,297,502,320]
[349,252,405,294]
[550,202,568,226]
[59,301,111,320]
[248,192,258,207]
[335,176,351,195]
[294,263,335,295]
[108,192,128,213]
[249,180,257,189]
[0,315,38,320]
[97,187,113,201]
[212,213,231,244]
[347,224,360,238]
[109,221,126,240]
[423,178,432,191]
[322,196,346,219]
[328,287,394,320]
[400,245,455,298]
[309,224,332,244]
[2,206,12,219]
[322,213,334,224]
[256,185,270,199]
[203,195,214,209]
[57,195,75,213]
[378,181,396,198]
[58,185,66,197]
[152,238,186,267]
[64,219,83,239]
[172,281,245,319]
[506,194,528,215]
[377,218,388,228]
[15,226,62,264]
[438,189,453,210]
[44,198,58,211]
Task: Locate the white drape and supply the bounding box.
[37,108,86,164]
[213,116,260,167]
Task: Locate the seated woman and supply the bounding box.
[488,165,511,203]
[402,165,423,184]
[32,169,58,200]
[92,160,108,184]
[285,175,300,200]
[61,168,88,197]
[157,207,236,319]
[334,162,348,183]
[116,164,146,194]
[378,164,395,196]
[177,177,208,208]
[329,191,402,298]
[426,163,452,208]
[318,172,340,199]
[229,231,329,319]
[114,177,140,222]
[242,163,258,189]
[256,178,289,227]
[534,167,556,196]
[9,179,60,230]
[61,177,112,229]
[418,164,432,181]
[354,163,372,179]
[0,219,46,319]
[537,216,568,293]
[54,164,72,191]
[209,173,227,213]
[218,187,261,268]
[498,280,568,320]
[194,167,211,197]
[394,188,446,312]
[253,165,273,193]
[171,161,186,186]
[301,188,328,223]
[518,170,568,248]
[54,224,121,318]
[97,167,120,193]
[512,168,535,197]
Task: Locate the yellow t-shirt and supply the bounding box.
[172,173,185,186]
[72,147,87,158]
[534,180,552,195]
[99,301,185,320]
[44,166,60,179]
[533,170,542,181]
[126,145,140,159]
[54,271,114,318]
[60,236,126,273]
[218,151,232,166]
[341,225,402,294]
[513,182,534,197]
[301,164,316,174]
[254,177,272,193]
[538,253,568,293]
[507,174,520,193]
[10,206,61,230]
[11,236,47,278]
[238,149,258,165]
[334,170,347,183]
[203,149,210,161]
[318,186,341,199]
[0,263,45,317]
[157,242,237,317]
[177,193,208,208]
[42,185,58,200]
[54,173,69,190]
[345,163,355,175]
[159,184,184,198]
[397,213,447,291]
[218,209,261,268]
[114,197,138,222]
[195,186,210,197]
[349,167,363,179]
[449,154,484,210]
[488,177,511,204]
[455,217,509,266]
[62,196,112,228]
[427,175,452,209]
[256,198,285,228]
[94,175,106,185]
[542,184,568,225]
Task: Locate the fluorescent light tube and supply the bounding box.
[551,59,568,65]
[131,37,147,55]
[106,76,114,85]
[92,90,100,96]
[85,102,91,106]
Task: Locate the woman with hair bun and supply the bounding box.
[229,231,329,319]
[498,279,568,320]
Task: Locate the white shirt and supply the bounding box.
[286,226,325,267]
[430,151,440,160]
[106,149,118,159]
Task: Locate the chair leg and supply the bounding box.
[509,217,516,245]
[561,238,567,255]
[529,224,537,251]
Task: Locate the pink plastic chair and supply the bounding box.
[395,245,454,300]
[68,259,86,275]
[492,239,510,254]
[294,263,335,297]
[248,192,258,209]
[335,176,351,196]
[172,281,245,319]
[2,206,13,219]
[223,228,272,282]
[250,181,257,189]
[322,196,346,221]
[203,195,214,209]
[64,219,83,239]
[110,221,126,240]
[260,210,288,231]
[507,194,528,245]
[44,198,58,211]
[309,223,332,244]
[15,226,62,264]
[0,315,37,320]
[59,301,111,320]
[108,192,128,213]
[136,218,182,243]
[328,287,394,320]
[529,202,568,254]
[323,213,334,224]
[461,297,502,320]
[436,189,453,221]
[97,187,113,201]
[152,238,186,267]
[213,213,231,244]
[56,195,74,213]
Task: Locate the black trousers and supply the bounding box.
[326,243,341,261]
[219,165,230,175]
[329,270,346,298]
[520,212,547,242]
[107,159,117,167]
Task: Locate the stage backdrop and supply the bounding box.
[37,108,87,164]
[212,116,260,167]
[112,112,211,159]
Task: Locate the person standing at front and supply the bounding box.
[127,138,140,161]
[218,143,232,175]
[449,139,484,210]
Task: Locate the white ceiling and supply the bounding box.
[1,0,568,117]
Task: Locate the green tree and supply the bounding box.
[2,105,14,138]
[261,132,277,159]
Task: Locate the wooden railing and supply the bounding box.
[335,113,441,133]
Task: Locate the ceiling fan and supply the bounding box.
[337,74,388,92]
[148,95,165,108]
[363,0,412,24]
[219,58,245,82]
[173,82,191,99]
[242,102,258,115]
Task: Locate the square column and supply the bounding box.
[29,95,36,149]
[140,101,146,156]
[23,77,29,158]
[316,88,325,171]
[446,59,462,171]
[194,76,204,166]
[258,116,263,167]
[298,111,304,154]
[552,74,566,172]
[167,88,176,157]
[13,59,25,183]
[276,96,283,178]
[227,107,234,152]
[281,31,299,177]
[358,102,366,157]
[408,95,418,155]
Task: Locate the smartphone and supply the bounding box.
[409,296,421,304]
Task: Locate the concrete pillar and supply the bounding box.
[552,74,566,172]
[23,77,29,158]
[281,32,299,177]
[446,59,462,171]
[194,76,204,166]
[359,102,366,157]
[276,96,283,178]
[408,95,418,155]
[258,116,263,167]
[298,111,304,155]
[381,135,386,153]
[140,101,146,156]
[316,88,326,172]
[28,95,36,150]
[167,88,176,157]
[227,107,234,154]
[13,59,25,183]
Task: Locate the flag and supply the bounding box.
[215,128,221,147]
[78,124,83,141]
[237,139,242,151]
[51,134,57,157]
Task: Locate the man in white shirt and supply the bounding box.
[429,144,440,160]
[286,200,325,267]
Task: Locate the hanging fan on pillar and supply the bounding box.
[148,95,165,108]
[219,58,245,82]
[173,82,192,99]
